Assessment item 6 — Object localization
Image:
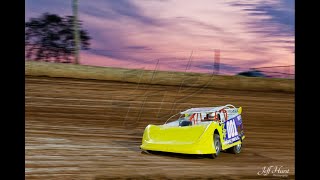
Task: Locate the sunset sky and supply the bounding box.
[25,0,294,75]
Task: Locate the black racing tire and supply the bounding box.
[227,143,242,154]
[210,134,221,159]
[146,150,155,154]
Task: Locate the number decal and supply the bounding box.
[227,120,231,139]
[226,119,238,139]
[223,115,242,145]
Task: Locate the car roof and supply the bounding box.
[180,104,236,114]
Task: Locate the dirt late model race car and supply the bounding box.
[140,104,245,158]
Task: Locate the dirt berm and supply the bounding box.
[26,61,294,93]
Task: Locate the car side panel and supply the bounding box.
[141,122,221,154]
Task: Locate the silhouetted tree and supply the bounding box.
[25,13,91,63]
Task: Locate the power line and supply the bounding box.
[252,65,295,69]
[88,49,209,53]
[258,71,295,75]
[87,48,262,53]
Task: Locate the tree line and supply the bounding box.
[25,13,91,63]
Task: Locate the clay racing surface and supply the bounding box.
[26,76,294,179]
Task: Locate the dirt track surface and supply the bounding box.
[26,76,295,179]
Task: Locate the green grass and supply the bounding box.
[25,61,294,93]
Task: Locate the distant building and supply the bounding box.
[237,70,267,78]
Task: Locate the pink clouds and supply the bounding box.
[26,0,294,75]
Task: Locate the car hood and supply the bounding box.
[142,122,214,144]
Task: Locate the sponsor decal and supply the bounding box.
[223,115,242,144]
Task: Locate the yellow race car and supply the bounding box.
[140,104,245,158]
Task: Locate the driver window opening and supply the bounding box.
[204,113,220,121]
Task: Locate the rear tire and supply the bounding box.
[210,134,221,159]
[227,143,242,154]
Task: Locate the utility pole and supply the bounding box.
[72,0,80,64]
[213,49,220,74]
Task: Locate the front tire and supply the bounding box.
[210,134,221,159]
